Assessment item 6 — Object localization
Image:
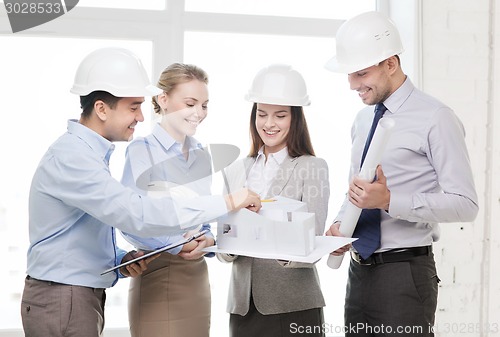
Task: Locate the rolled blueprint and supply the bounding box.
[327,117,396,269]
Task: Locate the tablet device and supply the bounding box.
[101,229,209,275]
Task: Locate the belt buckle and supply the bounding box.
[351,251,372,265]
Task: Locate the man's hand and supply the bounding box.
[325,222,351,256]
[348,165,390,211]
[119,250,159,277]
[224,188,262,212]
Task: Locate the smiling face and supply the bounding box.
[255,103,291,155]
[98,96,145,142]
[348,58,395,105]
[158,79,208,142]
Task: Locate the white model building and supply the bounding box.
[216,196,316,256]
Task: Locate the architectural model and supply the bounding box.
[216,196,315,256]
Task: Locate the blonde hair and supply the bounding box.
[152,63,209,114]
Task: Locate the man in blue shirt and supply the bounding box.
[21,47,261,337]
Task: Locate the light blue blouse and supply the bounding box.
[121,123,215,254]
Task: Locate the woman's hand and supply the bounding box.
[119,250,160,277]
[178,234,215,260]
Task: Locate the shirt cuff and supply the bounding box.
[174,195,228,230]
[168,244,183,255]
[387,191,411,221]
[115,249,128,279]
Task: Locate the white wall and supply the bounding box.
[422,0,500,335]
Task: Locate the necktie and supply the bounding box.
[353,103,387,259]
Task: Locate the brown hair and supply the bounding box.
[248,103,315,158]
[152,63,208,114]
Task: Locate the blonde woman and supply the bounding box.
[121,63,216,337]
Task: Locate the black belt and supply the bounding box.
[351,245,432,265]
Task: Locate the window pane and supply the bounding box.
[78,0,165,10]
[186,0,375,19]
[184,31,365,335]
[0,36,152,329]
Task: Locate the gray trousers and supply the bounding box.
[345,254,439,337]
[21,276,106,337]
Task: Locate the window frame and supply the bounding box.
[0,0,421,83]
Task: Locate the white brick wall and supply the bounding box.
[423,0,500,336]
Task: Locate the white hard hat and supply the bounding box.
[70,47,162,97]
[325,11,404,74]
[245,64,310,106]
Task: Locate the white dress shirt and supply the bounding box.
[335,77,479,251]
[246,146,288,197]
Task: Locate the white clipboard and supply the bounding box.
[101,229,209,275]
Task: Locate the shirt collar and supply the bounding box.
[151,123,202,152]
[152,123,176,151]
[67,119,115,164]
[256,146,288,165]
[382,76,414,115]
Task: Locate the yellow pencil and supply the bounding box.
[260,199,277,202]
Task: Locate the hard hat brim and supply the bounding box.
[325,51,404,75]
[245,93,311,107]
[325,56,375,75]
[70,84,163,97]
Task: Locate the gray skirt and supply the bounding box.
[229,294,325,337]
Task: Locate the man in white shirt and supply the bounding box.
[325,12,478,336]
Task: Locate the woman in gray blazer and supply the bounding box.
[218,64,330,337]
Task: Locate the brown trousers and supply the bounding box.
[21,276,106,337]
[128,253,211,337]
